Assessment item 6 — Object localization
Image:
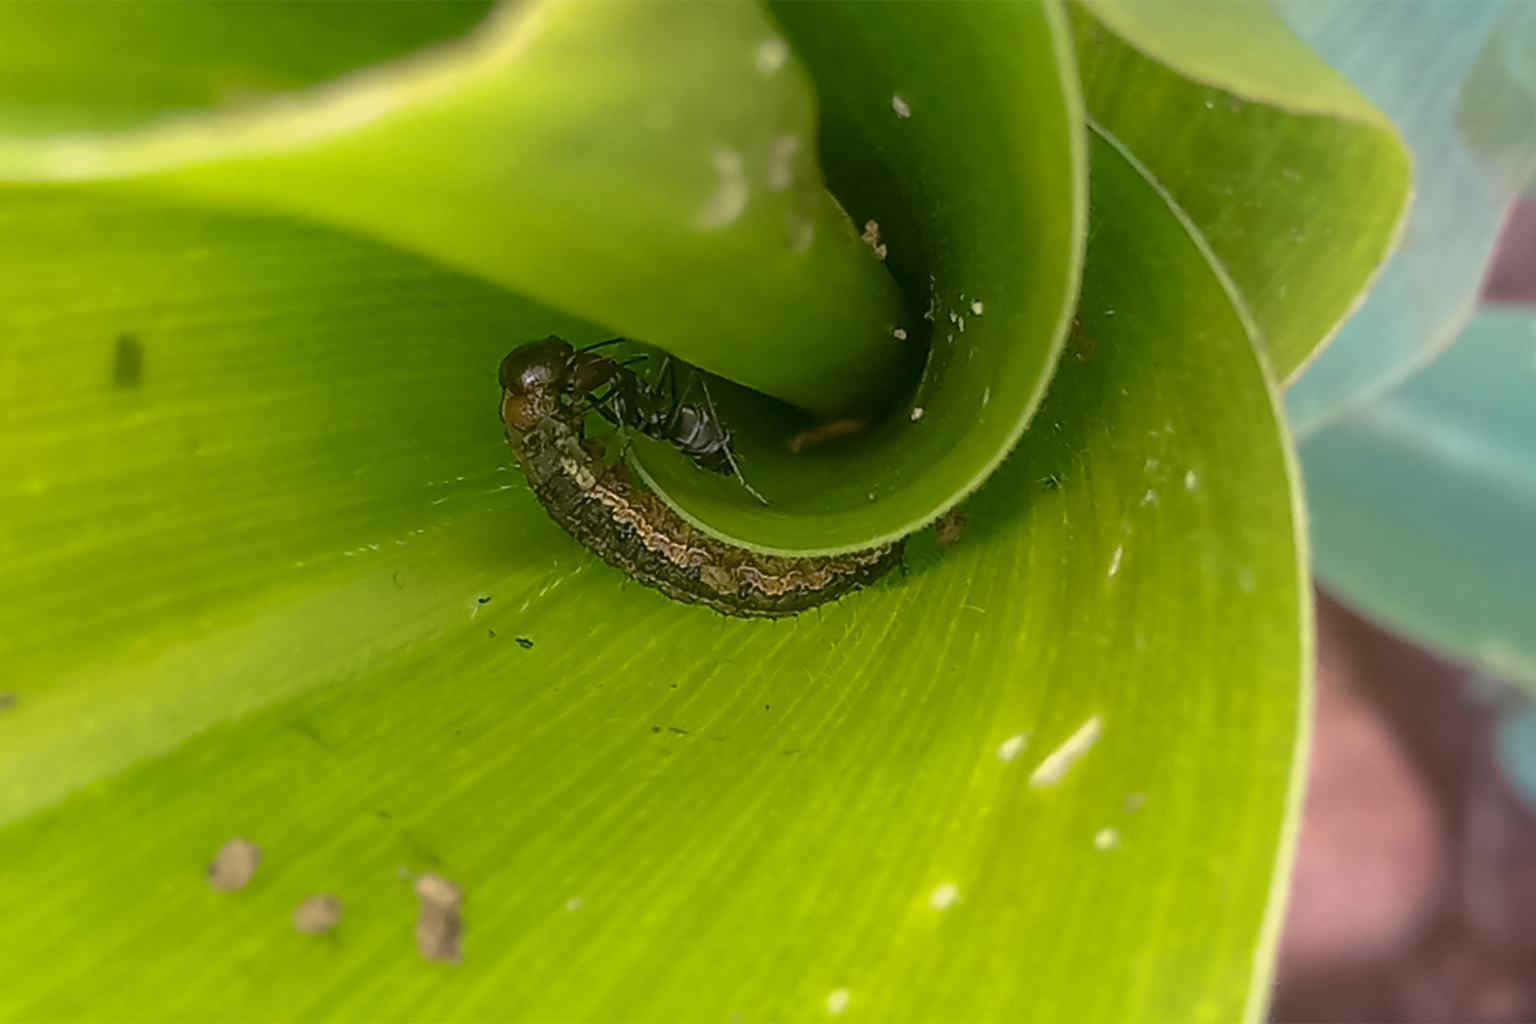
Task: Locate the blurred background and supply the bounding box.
[1272,200,1536,1023]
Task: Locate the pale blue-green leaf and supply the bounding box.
[1457,1,1536,195]
[1496,698,1536,812]
[1280,0,1536,436]
[1492,700,1536,810]
[1305,308,1536,689]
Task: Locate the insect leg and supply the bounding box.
[661,356,680,415]
[585,386,624,427]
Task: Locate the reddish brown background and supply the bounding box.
[1270,199,1536,1022]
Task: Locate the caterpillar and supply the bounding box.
[499,337,904,618]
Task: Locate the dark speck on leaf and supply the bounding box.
[477,596,491,604]
[488,629,496,638]
[934,508,966,548]
[668,726,689,735]
[1071,324,1097,362]
[0,691,16,710]
[651,726,661,734]
[515,637,533,649]
[376,809,392,819]
[112,334,144,389]
[401,829,442,867]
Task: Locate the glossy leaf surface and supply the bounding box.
[0,1,494,134]
[642,1,1084,552]
[0,132,1303,1021]
[0,2,908,422]
[1076,0,1411,382]
[0,2,1335,1019]
[0,1,1087,554]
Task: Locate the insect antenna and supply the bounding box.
[578,337,631,353]
[699,378,769,505]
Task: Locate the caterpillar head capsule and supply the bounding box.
[499,335,575,431]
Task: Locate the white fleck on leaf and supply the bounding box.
[997,732,1029,762]
[826,988,851,1016]
[928,882,960,910]
[1029,715,1104,787]
[698,148,747,228]
[860,220,887,259]
[766,133,800,192]
[755,37,789,75]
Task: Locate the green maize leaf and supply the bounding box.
[0,127,1306,1021]
[0,1,496,135]
[635,0,1085,552]
[0,0,1401,1018]
[1074,0,1412,383]
[0,2,909,422]
[0,0,1085,554]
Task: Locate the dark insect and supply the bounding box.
[498,336,903,618]
[933,507,966,548]
[500,336,763,502]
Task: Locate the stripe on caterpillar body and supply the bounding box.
[500,338,904,618]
